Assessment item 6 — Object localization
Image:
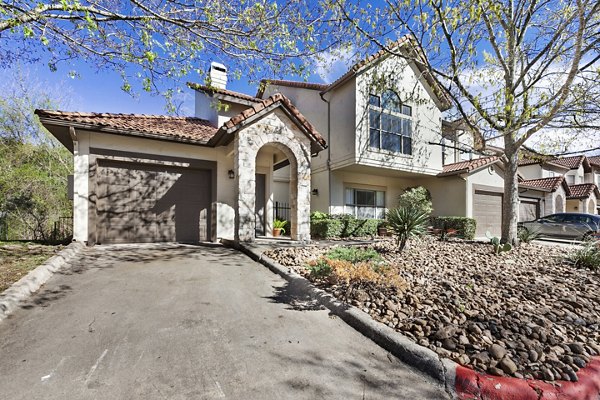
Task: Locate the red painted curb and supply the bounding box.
[456,357,600,400]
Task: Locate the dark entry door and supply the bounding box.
[255,173,266,236]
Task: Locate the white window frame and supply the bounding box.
[344,187,386,219]
[368,91,413,155]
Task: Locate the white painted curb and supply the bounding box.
[0,242,85,323]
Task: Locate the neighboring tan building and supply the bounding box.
[518,155,600,218]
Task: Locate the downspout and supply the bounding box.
[319,91,332,214]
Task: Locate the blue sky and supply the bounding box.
[0,47,353,116]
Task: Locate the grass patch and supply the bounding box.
[0,242,61,292]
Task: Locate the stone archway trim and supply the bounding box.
[207,93,327,154]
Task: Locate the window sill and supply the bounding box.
[367,147,413,158]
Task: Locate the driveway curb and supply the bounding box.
[0,241,85,323]
[223,239,458,397]
[228,240,600,400]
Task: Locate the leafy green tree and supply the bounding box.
[335,0,600,245]
[0,68,72,241]
[0,0,347,109]
[398,186,433,216]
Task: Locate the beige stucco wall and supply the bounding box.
[423,176,467,217]
[328,169,418,215]
[566,199,580,213]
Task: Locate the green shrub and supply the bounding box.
[311,219,343,238]
[431,216,476,240]
[310,218,381,239]
[387,206,430,251]
[569,241,600,270]
[398,186,433,216]
[310,211,329,221]
[326,247,382,263]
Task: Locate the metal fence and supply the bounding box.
[51,216,73,242]
[274,201,291,222]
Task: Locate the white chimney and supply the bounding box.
[209,62,227,89]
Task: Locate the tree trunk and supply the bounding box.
[501,150,520,246]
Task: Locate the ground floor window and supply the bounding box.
[344,188,385,219]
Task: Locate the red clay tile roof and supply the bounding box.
[187,82,261,103]
[212,93,326,151]
[588,156,600,168]
[256,80,329,97]
[549,155,586,169]
[437,156,499,177]
[567,183,599,199]
[519,177,567,193]
[35,110,218,144]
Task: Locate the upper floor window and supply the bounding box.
[369,90,412,155]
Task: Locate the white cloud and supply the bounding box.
[312,45,357,83]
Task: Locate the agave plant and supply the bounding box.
[386,206,430,252]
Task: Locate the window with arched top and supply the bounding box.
[368,90,412,154]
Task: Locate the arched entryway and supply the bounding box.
[233,111,312,242]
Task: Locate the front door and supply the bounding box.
[255,173,266,236]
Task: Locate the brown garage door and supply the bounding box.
[473,190,502,237]
[95,160,212,244]
[519,199,539,222]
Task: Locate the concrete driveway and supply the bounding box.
[0,244,448,400]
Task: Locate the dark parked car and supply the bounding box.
[518,213,600,240]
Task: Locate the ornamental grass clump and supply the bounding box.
[569,240,600,270]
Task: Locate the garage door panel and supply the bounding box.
[519,201,539,222]
[473,190,502,237]
[95,160,212,244]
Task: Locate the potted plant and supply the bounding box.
[377,220,392,237]
[272,219,287,237]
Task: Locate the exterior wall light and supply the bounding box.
[228,170,235,179]
[312,189,319,196]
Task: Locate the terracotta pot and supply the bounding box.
[272,228,283,237]
[377,227,388,236]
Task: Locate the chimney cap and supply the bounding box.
[210,62,227,73]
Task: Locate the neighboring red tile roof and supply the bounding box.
[588,156,600,168]
[549,155,586,169]
[567,183,599,199]
[519,177,567,192]
[213,93,326,151]
[35,110,218,144]
[437,156,499,177]
[256,80,329,97]
[187,82,261,103]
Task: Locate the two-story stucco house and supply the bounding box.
[259,39,509,237]
[37,38,519,245]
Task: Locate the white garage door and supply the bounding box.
[473,190,503,237]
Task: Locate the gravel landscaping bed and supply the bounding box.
[265,237,600,382]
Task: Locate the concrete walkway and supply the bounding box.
[0,244,448,399]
